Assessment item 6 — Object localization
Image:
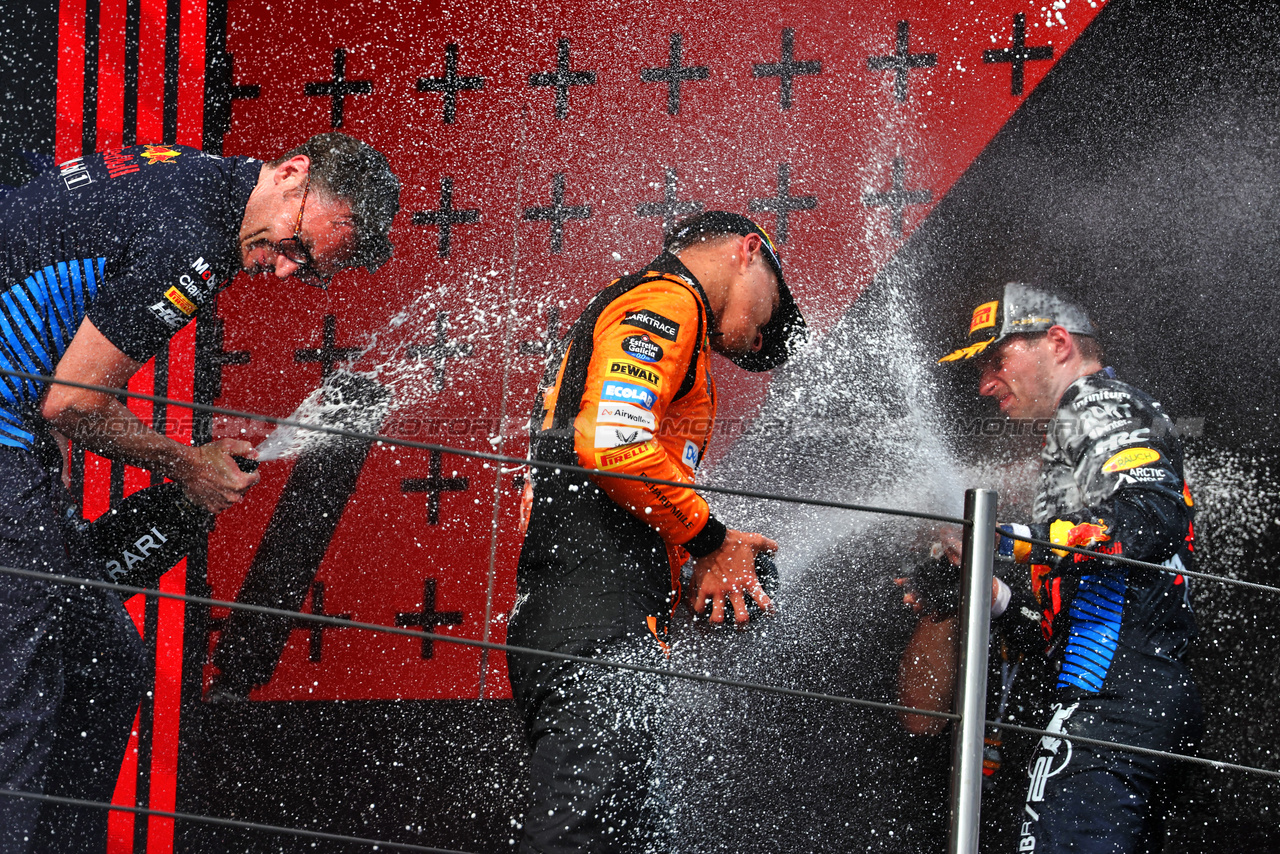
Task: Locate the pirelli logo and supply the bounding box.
[606,359,660,389]
[969,300,998,335]
[165,286,197,316]
[598,440,661,470]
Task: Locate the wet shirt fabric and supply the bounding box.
[991,370,1203,854]
[507,252,724,854]
[0,145,260,449]
[1000,368,1198,694]
[509,251,722,658]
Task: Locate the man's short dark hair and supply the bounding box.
[1073,332,1104,364]
[272,132,401,272]
[1013,330,1105,365]
[664,211,748,255]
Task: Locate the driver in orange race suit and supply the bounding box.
[506,211,807,853]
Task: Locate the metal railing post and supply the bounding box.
[948,488,997,854]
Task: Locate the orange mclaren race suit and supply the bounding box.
[506,251,725,853]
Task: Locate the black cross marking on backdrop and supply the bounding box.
[228,52,260,101]
[304,48,373,128]
[982,12,1053,96]
[635,166,704,232]
[748,163,816,243]
[867,21,937,103]
[208,610,229,634]
[290,581,353,662]
[863,156,932,239]
[295,314,361,382]
[402,449,471,526]
[530,38,597,120]
[196,309,250,402]
[406,311,474,392]
[412,177,480,258]
[752,28,822,110]
[519,305,563,357]
[416,43,486,124]
[524,173,592,254]
[395,579,463,659]
[640,34,710,116]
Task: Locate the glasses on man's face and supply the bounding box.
[272,175,332,288]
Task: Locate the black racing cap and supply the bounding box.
[939,282,1096,363]
[664,211,808,372]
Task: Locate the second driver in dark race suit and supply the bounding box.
[905,283,1200,854]
[506,212,807,854]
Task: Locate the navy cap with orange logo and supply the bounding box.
[664,211,807,372]
[939,282,1096,363]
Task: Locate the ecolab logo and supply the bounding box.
[601,381,657,410]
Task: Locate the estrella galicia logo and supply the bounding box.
[601,380,657,410]
[621,334,664,363]
[621,309,680,341]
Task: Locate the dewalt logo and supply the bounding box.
[606,359,660,389]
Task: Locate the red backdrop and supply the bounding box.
[209,0,1106,701]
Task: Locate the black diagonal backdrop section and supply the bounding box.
[742,0,1280,848]
[0,2,58,192]
[902,0,1280,449]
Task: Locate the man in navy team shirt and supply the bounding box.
[0,132,399,851]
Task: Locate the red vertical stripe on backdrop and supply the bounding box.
[108,592,148,853]
[137,0,168,144]
[176,0,206,147]
[167,322,195,444]
[106,710,141,852]
[146,560,188,850]
[81,452,113,522]
[145,323,196,854]
[55,0,86,161]
[125,362,156,497]
[96,0,127,149]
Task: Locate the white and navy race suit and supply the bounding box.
[998,368,1202,854]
